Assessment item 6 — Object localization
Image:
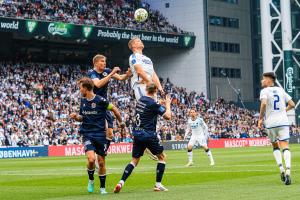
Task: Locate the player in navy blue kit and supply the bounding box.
[70,77,125,195]
[114,83,172,193]
[87,54,131,144]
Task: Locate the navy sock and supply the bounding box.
[121,163,135,182]
[156,162,166,183]
[99,174,106,188]
[87,169,95,180]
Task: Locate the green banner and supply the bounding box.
[0,17,195,48]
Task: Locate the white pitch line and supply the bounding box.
[0,169,285,176]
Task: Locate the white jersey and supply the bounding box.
[186,117,208,138]
[129,53,154,87]
[259,86,292,129]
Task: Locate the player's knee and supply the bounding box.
[98,160,105,169]
[87,157,95,165]
[157,152,166,162]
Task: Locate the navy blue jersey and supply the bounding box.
[133,96,166,137]
[79,95,111,142]
[87,68,112,99]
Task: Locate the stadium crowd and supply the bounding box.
[0,0,189,34]
[0,63,299,147]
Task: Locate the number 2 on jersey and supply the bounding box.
[273,95,280,110]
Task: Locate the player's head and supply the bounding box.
[261,72,276,87]
[93,54,106,71]
[128,37,144,52]
[77,77,94,97]
[146,82,158,96]
[189,108,197,118]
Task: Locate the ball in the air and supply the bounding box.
[134,8,148,22]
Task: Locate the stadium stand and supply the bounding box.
[1,63,298,147]
[0,0,191,34]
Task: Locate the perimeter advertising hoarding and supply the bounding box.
[0,17,195,48]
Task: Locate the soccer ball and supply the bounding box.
[134,8,148,23]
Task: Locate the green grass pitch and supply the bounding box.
[0,145,299,200]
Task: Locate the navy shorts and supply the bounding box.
[83,137,108,157]
[106,111,113,129]
[132,135,164,158]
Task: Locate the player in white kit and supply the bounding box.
[128,37,165,160]
[128,37,165,100]
[258,72,295,185]
[184,109,215,166]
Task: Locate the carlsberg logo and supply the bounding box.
[0,21,19,30]
[285,67,295,93]
[83,26,92,38]
[184,36,191,46]
[48,23,68,36]
[26,21,37,33]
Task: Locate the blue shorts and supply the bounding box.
[106,111,113,129]
[83,137,108,157]
[132,135,164,158]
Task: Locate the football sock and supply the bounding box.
[99,174,106,188]
[273,148,284,173]
[121,163,135,183]
[87,169,95,181]
[187,150,193,162]
[205,149,214,163]
[283,148,291,175]
[156,161,166,183]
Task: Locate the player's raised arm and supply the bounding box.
[152,72,165,96]
[112,68,132,81]
[162,94,171,120]
[92,67,120,88]
[134,64,151,84]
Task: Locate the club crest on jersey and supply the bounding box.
[91,103,96,108]
[102,72,108,77]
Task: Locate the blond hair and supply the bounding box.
[92,54,106,65]
[128,37,140,50]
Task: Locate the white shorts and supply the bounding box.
[133,83,146,100]
[188,136,208,147]
[266,126,290,143]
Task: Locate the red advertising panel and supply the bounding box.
[208,138,271,148]
[48,143,133,157]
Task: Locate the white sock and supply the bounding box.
[206,149,214,163]
[155,182,161,187]
[187,151,193,162]
[273,148,284,173]
[119,180,125,186]
[283,149,291,175]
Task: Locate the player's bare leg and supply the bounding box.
[154,152,168,192]
[114,157,141,193]
[97,155,108,194]
[203,145,215,166]
[86,151,96,193]
[279,140,291,185]
[186,144,194,166]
